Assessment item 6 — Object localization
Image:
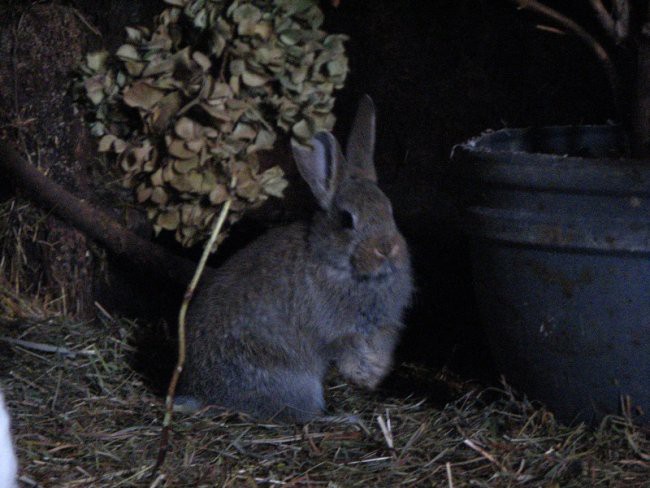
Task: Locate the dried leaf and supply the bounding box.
[113,138,127,154]
[251,129,275,152]
[136,184,153,203]
[116,44,140,61]
[121,142,154,173]
[157,209,180,230]
[235,178,261,201]
[279,30,301,46]
[229,59,245,76]
[162,164,176,182]
[232,3,262,36]
[292,119,311,140]
[242,70,268,87]
[169,171,204,192]
[149,92,182,132]
[123,81,165,110]
[200,171,218,192]
[84,76,106,105]
[124,61,145,77]
[200,103,232,122]
[168,137,198,159]
[327,58,347,77]
[186,139,204,153]
[151,168,164,187]
[192,51,212,71]
[213,33,227,56]
[175,117,199,140]
[180,204,202,225]
[89,121,106,137]
[142,57,175,77]
[209,81,233,99]
[254,21,272,39]
[98,134,117,152]
[209,184,229,204]
[125,26,143,43]
[260,166,288,198]
[232,122,256,141]
[151,186,169,205]
[173,157,199,173]
[86,51,109,72]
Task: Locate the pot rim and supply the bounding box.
[451,125,650,196]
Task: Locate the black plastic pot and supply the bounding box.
[451,125,650,424]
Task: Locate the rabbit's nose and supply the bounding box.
[373,248,387,259]
[373,237,399,260]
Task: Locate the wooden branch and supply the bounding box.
[588,0,630,43]
[0,140,198,285]
[589,0,616,37]
[613,0,630,42]
[508,0,623,118]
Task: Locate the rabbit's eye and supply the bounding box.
[338,210,355,229]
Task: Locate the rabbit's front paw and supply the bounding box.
[337,340,391,390]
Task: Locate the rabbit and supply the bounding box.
[178,95,413,422]
[0,389,18,488]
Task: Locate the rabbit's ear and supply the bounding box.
[346,94,377,182]
[292,132,343,209]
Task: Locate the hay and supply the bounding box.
[0,310,648,487]
[0,198,55,320]
[0,196,108,319]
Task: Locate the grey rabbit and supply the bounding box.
[178,96,413,422]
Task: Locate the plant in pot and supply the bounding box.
[451,0,650,425]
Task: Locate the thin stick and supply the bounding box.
[153,198,232,473]
[588,0,616,39]
[588,0,630,43]
[463,439,504,470]
[613,0,630,42]
[376,414,394,450]
[445,462,454,488]
[71,7,102,37]
[0,336,94,358]
[508,0,623,118]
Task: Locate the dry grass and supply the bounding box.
[0,197,89,319]
[0,307,647,487]
[0,199,50,318]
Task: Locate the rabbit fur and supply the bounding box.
[179,96,413,422]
